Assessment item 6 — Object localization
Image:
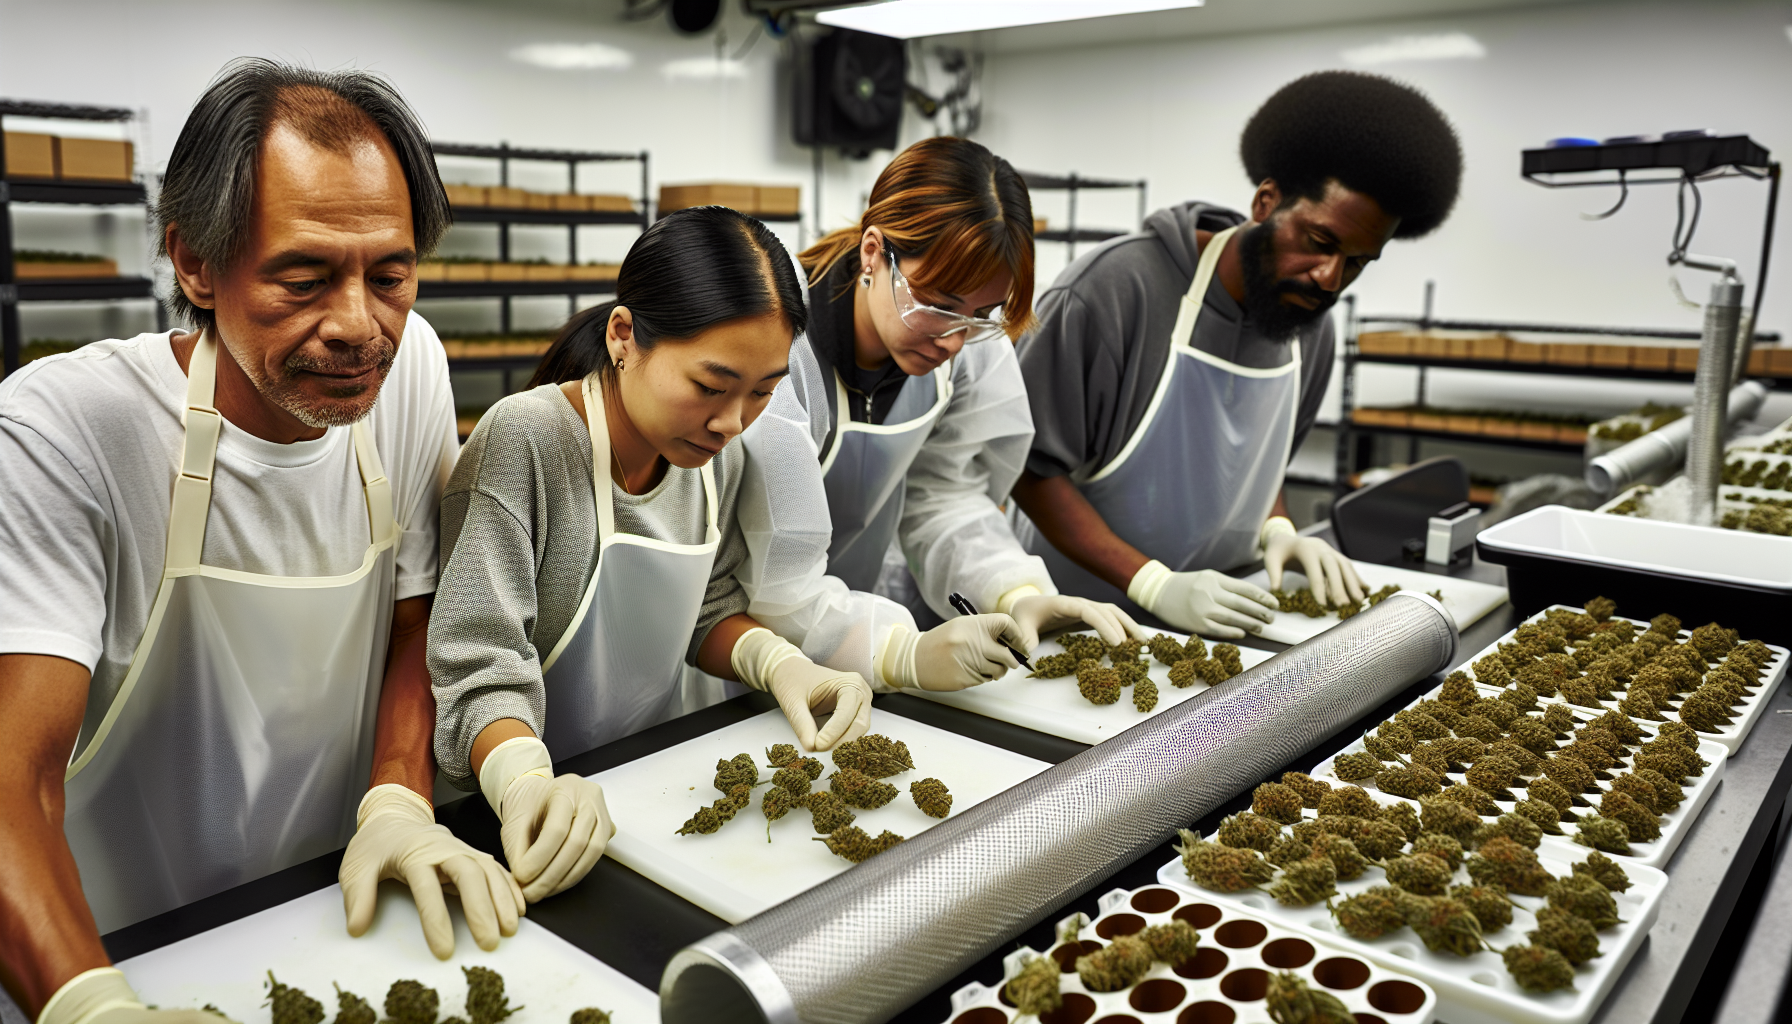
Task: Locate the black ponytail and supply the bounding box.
[528,206,808,387]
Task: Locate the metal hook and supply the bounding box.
[1581,171,1629,220]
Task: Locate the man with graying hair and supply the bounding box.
[0,59,519,1023]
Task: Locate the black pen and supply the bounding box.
[948,591,1033,670]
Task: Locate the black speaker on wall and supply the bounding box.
[793,28,906,155]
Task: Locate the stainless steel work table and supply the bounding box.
[94,542,1792,1024]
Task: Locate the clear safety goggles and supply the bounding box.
[887,249,1005,344]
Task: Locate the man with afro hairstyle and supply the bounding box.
[1011,72,1461,639]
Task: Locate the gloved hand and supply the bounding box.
[479,737,614,903]
[37,969,224,1024]
[340,784,524,959]
[1127,559,1277,639]
[1261,516,1365,608]
[997,585,1148,650]
[733,627,873,751]
[879,615,1025,691]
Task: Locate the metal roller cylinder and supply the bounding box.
[1688,277,1746,526]
[1586,379,1768,497]
[661,592,1459,1024]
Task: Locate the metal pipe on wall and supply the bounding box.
[660,593,1459,1024]
[1688,276,1746,525]
[1586,379,1769,497]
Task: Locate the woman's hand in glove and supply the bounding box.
[998,586,1148,650]
[879,615,1026,691]
[479,737,614,903]
[733,627,873,751]
[1261,516,1364,607]
[1127,560,1276,639]
[341,784,525,959]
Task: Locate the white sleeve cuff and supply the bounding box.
[996,584,1044,616]
[1126,559,1173,612]
[477,736,553,816]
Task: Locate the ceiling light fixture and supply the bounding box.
[816,0,1203,40]
[661,57,751,80]
[1341,32,1486,66]
[509,42,634,71]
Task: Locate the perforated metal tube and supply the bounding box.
[661,592,1458,1024]
[1586,380,1768,497]
[1688,278,1746,526]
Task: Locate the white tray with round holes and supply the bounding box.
[1156,812,1668,1024]
[905,628,1276,745]
[1310,686,1728,870]
[940,883,1437,1024]
[1458,604,1788,756]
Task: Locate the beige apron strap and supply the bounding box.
[1175,224,1237,350]
[352,421,395,544]
[700,460,720,543]
[166,333,224,571]
[581,372,617,544]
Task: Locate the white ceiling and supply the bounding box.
[916,0,1611,53]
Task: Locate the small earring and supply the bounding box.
[860,268,873,288]
[615,358,624,372]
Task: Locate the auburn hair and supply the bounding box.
[799,136,1037,341]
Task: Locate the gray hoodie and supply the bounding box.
[1015,200,1333,481]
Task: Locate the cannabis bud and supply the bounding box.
[1381,800,1421,843]
[1265,971,1355,1024]
[814,825,906,862]
[1177,829,1275,892]
[1410,832,1465,869]
[1253,782,1306,825]
[1585,596,1616,622]
[1077,659,1122,705]
[765,743,799,768]
[1307,833,1369,881]
[830,767,898,810]
[1529,906,1602,966]
[266,974,323,1024]
[568,1011,610,1024]
[1168,658,1204,688]
[1316,785,1382,821]
[910,778,953,818]
[1075,935,1153,992]
[1545,874,1622,929]
[771,764,815,796]
[1572,815,1631,855]
[1133,676,1160,712]
[1029,652,1080,679]
[1572,851,1633,894]
[462,968,519,1024]
[1149,633,1188,666]
[1466,837,1554,897]
[331,986,375,1024]
[762,786,797,825]
[1407,895,1485,957]
[1376,764,1443,800]
[1217,811,1282,853]
[714,753,760,794]
[1442,669,1483,704]
[1503,943,1577,992]
[1597,791,1661,843]
[1472,813,1544,852]
[802,791,857,834]
[1384,853,1454,896]
[1268,836,1314,868]
[1448,882,1513,932]
[1281,771,1333,807]
[1003,954,1062,1016]
[830,734,914,778]
[383,982,438,1024]
[1332,752,1384,782]
[1139,920,1202,966]
[1333,886,1412,940]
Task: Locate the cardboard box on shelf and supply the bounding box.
[1769,348,1792,377]
[1351,407,1409,428]
[485,186,530,209]
[444,184,487,207]
[1444,414,1483,435]
[1410,410,1450,432]
[1545,342,1591,366]
[14,259,118,279]
[1589,343,1633,369]
[4,132,57,178]
[488,262,529,281]
[526,191,555,211]
[1558,425,1590,444]
[551,193,587,211]
[1481,418,1522,438]
[1517,421,1558,441]
[755,185,801,215]
[444,262,489,281]
[414,262,448,281]
[586,193,637,213]
[1632,344,1676,371]
[1356,331,1413,357]
[524,263,569,281]
[659,182,756,213]
[1466,334,1510,361]
[570,263,621,281]
[1506,339,1546,363]
[1441,335,1474,360]
[1670,346,1703,372]
[56,138,133,181]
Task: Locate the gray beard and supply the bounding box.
[219,331,396,428]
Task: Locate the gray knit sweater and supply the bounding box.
[428,383,749,787]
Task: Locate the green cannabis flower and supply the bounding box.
[382,982,438,1024]
[1267,836,1313,868]
[331,987,375,1024]
[266,974,323,1024]
[1572,815,1631,855]
[462,968,519,1024]
[1253,782,1306,825]
[1597,791,1661,843]
[1316,785,1382,820]
[1265,971,1355,1024]
[1028,652,1080,679]
[1397,709,1450,740]
[1076,660,1122,705]
[1449,883,1513,932]
[1353,819,1413,861]
[1444,668,1485,702]
[830,767,899,810]
[1168,658,1205,688]
[802,791,857,834]
[1212,643,1243,678]
[1407,895,1485,957]
[1585,596,1617,621]
[1376,764,1443,800]
[1546,874,1622,929]
[762,786,798,829]
[1472,813,1544,852]
[1177,829,1276,891]
[714,753,759,794]
[1217,811,1282,852]
[1385,852,1454,895]
[1529,906,1602,966]
[910,778,953,818]
[813,825,905,862]
[1464,755,1520,796]
[1333,752,1384,782]
[1003,954,1061,1016]
[1513,798,1565,835]
[1606,773,1660,814]
[1281,771,1333,807]
[1149,632,1188,666]
[1410,832,1465,868]
[830,734,914,778]
[568,1011,610,1024]
[1503,943,1577,992]
[1467,837,1554,896]
[1268,857,1339,907]
[1330,887,1413,941]
[1133,676,1160,712]
[1572,852,1632,894]
[771,764,815,796]
[1629,768,1684,812]
[1076,935,1154,993]
[1139,920,1202,966]
[765,744,799,768]
[1307,833,1369,881]
[1542,754,1596,796]
[1382,800,1422,843]
[1059,632,1108,662]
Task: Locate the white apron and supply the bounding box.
[818,362,953,593]
[62,332,397,934]
[1016,225,1301,615]
[538,374,721,761]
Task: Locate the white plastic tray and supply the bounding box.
[905,628,1276,745]
[1311,684,1728,870]
[940,883,1436,1024]
[1158,812,1668,1024]
[1461,605,1790,756]
[589,708,1049,923]
[1476,505,1792,592]
[1234,562,1509,646]
[119,885,657,1023]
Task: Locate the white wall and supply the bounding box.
[974,0,1792,427]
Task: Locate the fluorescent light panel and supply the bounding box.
[1341,32,1485,65]
[817,0,1204,40]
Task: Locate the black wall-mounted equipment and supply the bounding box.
[669,0,721,33]
[793,28,906,156]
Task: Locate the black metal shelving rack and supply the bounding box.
[426,142,650,341]
[1333,295,1784,489]
[1,99,155,377]
[1020,172,1147,259]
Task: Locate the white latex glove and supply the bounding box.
[37,969,224,1024]
[479,737,614,903]
[1261,516,1365,608]
[1127,559,1276,640]
[340,784,524,960]
[997,585,1149,651]
[733,627,873,751]
[880,615,1025,691]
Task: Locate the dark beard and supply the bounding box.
[1238,216,1337,341]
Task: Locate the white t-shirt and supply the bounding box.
[0,311,459,745]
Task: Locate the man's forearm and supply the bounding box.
[1011,471,1151,592]
[0,654,110,1018]
[370,595,437,801]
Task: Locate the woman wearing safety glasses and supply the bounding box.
[788,136,1147,693]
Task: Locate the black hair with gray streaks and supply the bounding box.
[155,58,449,329]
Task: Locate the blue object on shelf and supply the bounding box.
[1548,137,1600,148]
